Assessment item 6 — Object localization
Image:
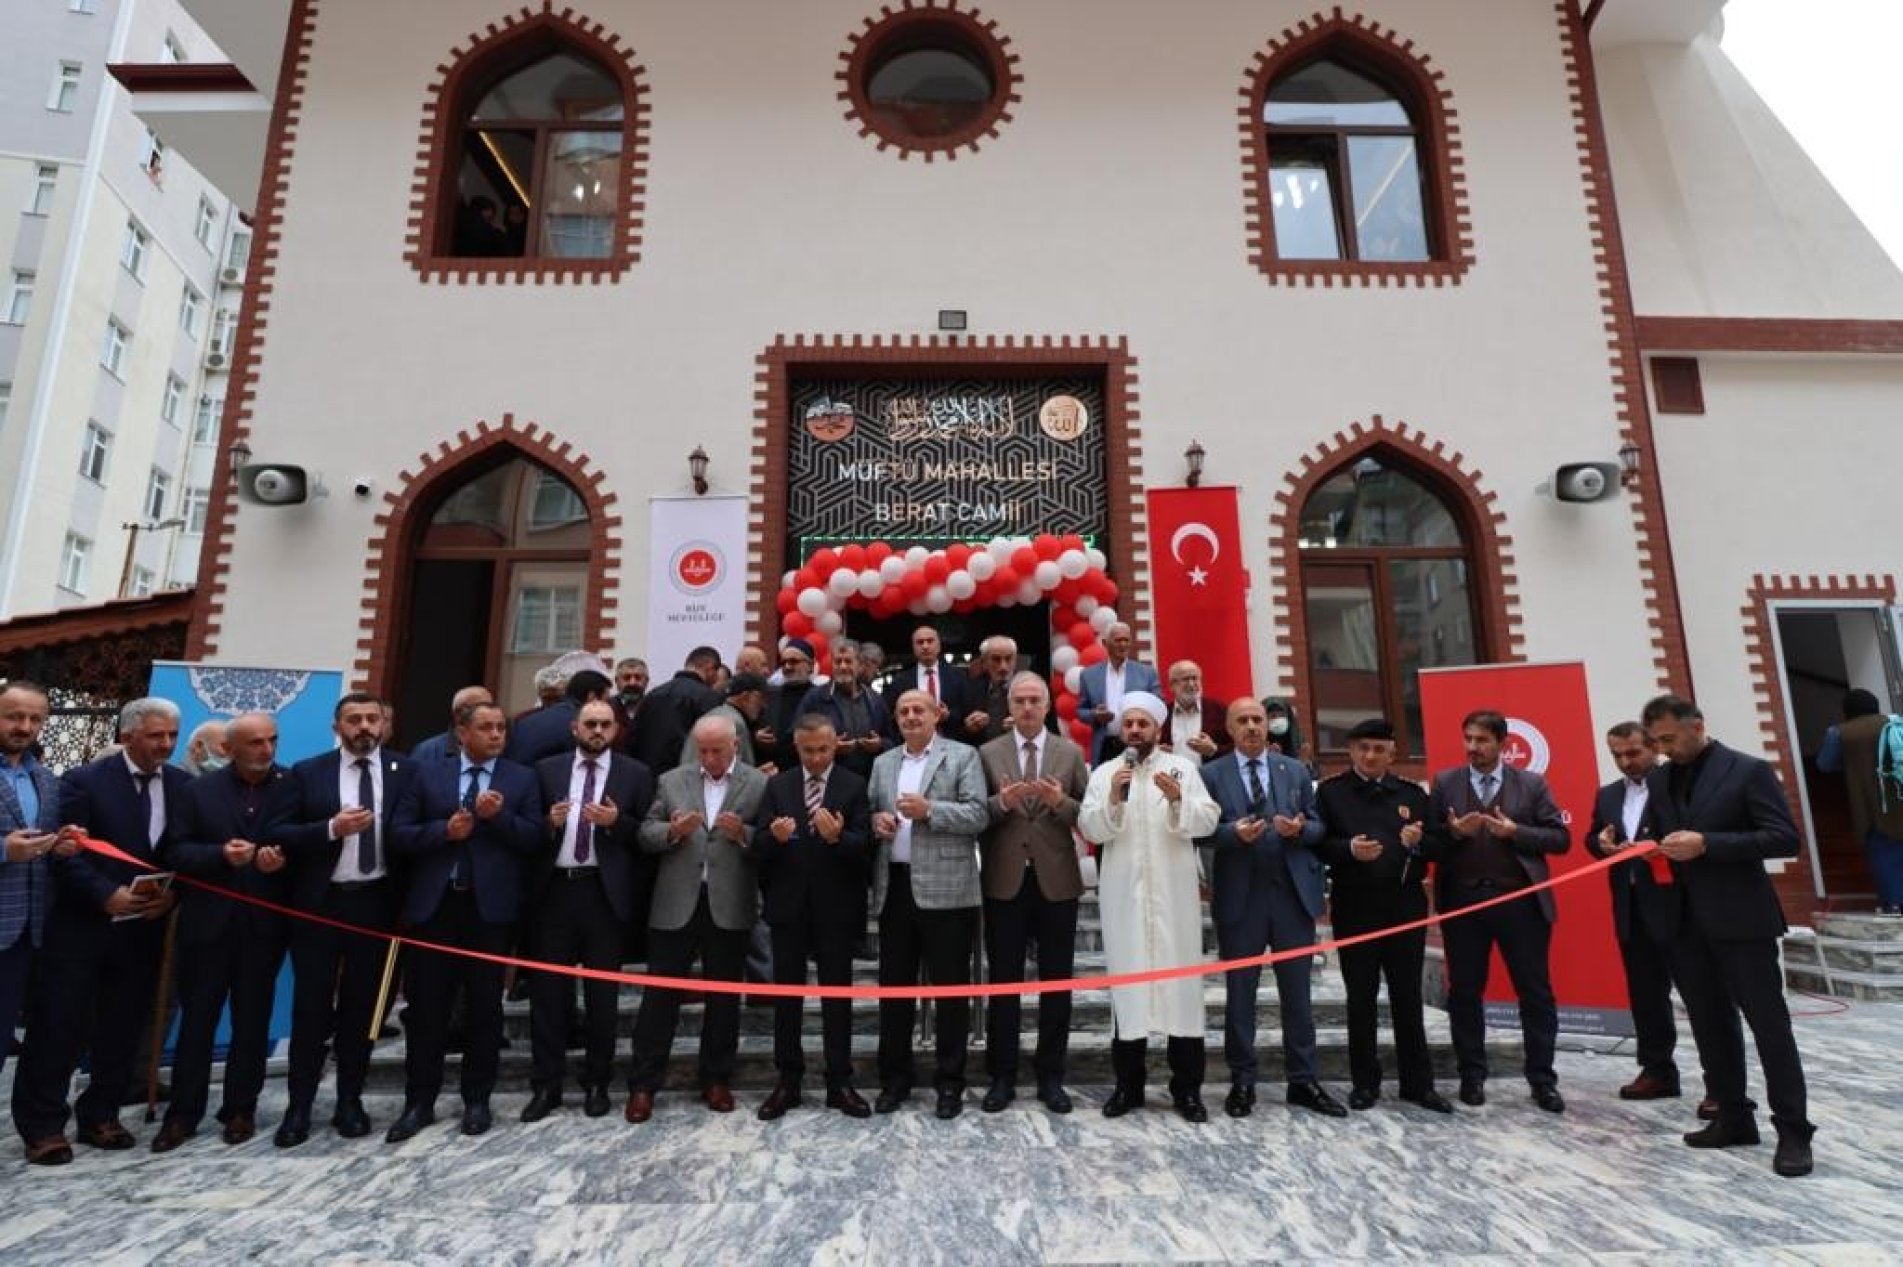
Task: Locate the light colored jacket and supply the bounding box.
[868,740,988,912]
[638,761,767,930]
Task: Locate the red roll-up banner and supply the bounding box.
[1418,661,1630,1035]
[1145,486,1254,705]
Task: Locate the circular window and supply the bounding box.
[840,6,1018,159]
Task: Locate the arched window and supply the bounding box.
[1263,55,1432,263]
[442,43,627,260]
[1297,453,1482,754]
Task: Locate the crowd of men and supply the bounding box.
[0,626,1815,1178]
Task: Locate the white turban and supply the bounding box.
[1119,691,1167,725]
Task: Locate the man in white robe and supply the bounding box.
[1080,692,1222,1121]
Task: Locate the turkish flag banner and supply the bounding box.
[1418,661,1629,1035]
[1145,487,1253,704]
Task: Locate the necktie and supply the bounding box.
[133,772,156,853]
[575,759,597,863]
[925,665,938,702]
[1246,758,1266,816]
[354,758,377,873]
[455,767,484,884]
[1021,740,1039,783]
[1479,773,1498,807]
[805,775,825,827]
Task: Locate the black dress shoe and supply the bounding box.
[1101,1087,1142,1118]
[1458,1080,1486,1107]
[1347,1087,1379,1112]
[273,1105,312,1148]
[1532,1085,1566,1114]
[1773,1130,1815,1177]
[1697,1098,1720,1120]
[1287,1083,1348,1118]
[521,1087,563,1123]
[583,1086,612,1118]
[826,1087,872,1119]
[385,1103,436,1143]
[1036,1081,1072,1115]
[1403,1089,1455,1115]
[1618,1073,1682,1100]
[934,1088,964,1120]
[150,1118,195,1153]
[1684,1118,1760,1148]
[873,1085,911,1115]
[1173,1094,1210,1124]
[461,1101,493,1136]
[332,1099,372,1139]
[981,1078,1015,1113]
[77,1118,136,1150]
[757,1083,802,1121]
[1224,1084,1255,1118]
[220,1111,256,1146]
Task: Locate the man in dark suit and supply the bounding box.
[751,714,873,1120]
[626,715,766,1121]
[758,638,819,771]
[13,698,186,1164]
[0,683,72,1087]
[523,699,653,1122]
[153,712,297,1150]
[1428,709,1571,1113]
[506,668,613,767]
[1584,720,1722,1108]
[408,685,492,763]
[271,692,418,1146]
[957,636,1025,745]
[1200,698,1344,1120]
[799,640,887,778]
[883,624,975,743]
[1641,693,1814,1178]
[632,646,723,773]
[387,700,543,1141]
[1314,716,1451,1114]
[976,673,1089,1114]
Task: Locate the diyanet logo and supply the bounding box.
[670,542,723,596]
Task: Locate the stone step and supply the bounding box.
[1781,922,1903,998]
[1783,965,1903,1002]
[1809,911,1903,941]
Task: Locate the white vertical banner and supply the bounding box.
[647,495,750,672]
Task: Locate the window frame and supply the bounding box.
[58,533,92,595]
[80,421,112,483]
[182,486,211,534]
[161,373,185,426]
[145,467,173,520]
[4,272,33,325]
[179,287,204,340]
[121,219,151,280]
[28,165,58,216]
[194,196,218,248]
[49,63,83,113]
[100,319,130,378]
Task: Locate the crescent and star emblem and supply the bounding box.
[1169,522,1221,587]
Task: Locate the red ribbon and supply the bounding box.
[78,834,1657,1000]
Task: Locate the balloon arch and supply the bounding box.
[775,534,1122,751]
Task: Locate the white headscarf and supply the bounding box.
[1119,691,1167,725]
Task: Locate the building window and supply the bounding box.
[3,272,31,325]
[442,46,627,260]
[1297,453,1482,755]
[0,382,11,430]
[225,228,252,273]
[511,585,583,653]
[139,129,165,182]
[100,320,130,377]
[191,394,222,444]
[208,308,236,358]
[839,5,1018,160]
[182,486,210,534]
[162,373,185,425]
[58,534,92,594]
[1262,57,1432,263]
[529,470,588,529]
[49,63,83,113]
[195,197,218,248]
[161,33,187,65]
[121,220,151,280]
[70,0,98,13]
[146,468,173,520]
[130,565,156,597]
[80,421,111,482]
[179,288,204,339]
[28,165,58,215]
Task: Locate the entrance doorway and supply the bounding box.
[1771,603,1903,905]
[847,602,1053,692]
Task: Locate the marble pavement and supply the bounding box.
[1,998,1899,1265]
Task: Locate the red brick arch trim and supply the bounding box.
[353,414,623,696]
[402,2,651,283]
[836,1,1021,162]
[184,0,318,661]
[748,334,1148,652]
[1740,573,1897,923]
[1267,415,1524,723]
[1238,8,1475,287]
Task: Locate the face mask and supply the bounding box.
[1267,718,1290,737]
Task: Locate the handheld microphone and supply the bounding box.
[1123,748,1140,767]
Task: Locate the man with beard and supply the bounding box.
[758,639,818,771]
[0,682,72,1088]
[799,641,887,779]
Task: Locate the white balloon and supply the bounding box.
[904,546,930,568]
[857,570,885,599]
[966,552,996,582]
[797,587,830,618]
[1063,666,1083,694]
[990,538,1017,562]
[827,567,858,598]
[782,570,797,590]
[1051,645,1080,674]
[926,585,952,614]
[1017,580,1042,605]
[908,596,930,616]
[1075,595,1100,618]
[1084,547,1107,572]
[1050,630,1071,650]
[816,610,843,636]
[1089,606,1117,634]
[880,556,907,584]
[1058,549,1088,580]
[997,591,1018,608]
[945,570,976,600]
[1033,560,1062,591]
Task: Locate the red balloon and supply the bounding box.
[794,567,820,592]
[808,547,838,575]
[782,611,813,638]
[945,543,972,569]
[1098,579,1119,604]
[776,588,798,614]
[1080,642,1108,666]
[1069,720,1093,749]
[867,541,893,564]
[992,566,1020,593]
[1067,621,1094,647]
[901,571,930,600]
[1010,546,1036,574]
[839,544,867,570]
[1033,535,1062,561]
[1055,694,1079,721]
[1054,580,1085,605]
[923,556,950,584]
[1062,534,1086,554]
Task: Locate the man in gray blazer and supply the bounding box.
[625,715,767,1123]
[977,673,1088,1114]
[1427,708,1570,1114]
[868,689,989,1119]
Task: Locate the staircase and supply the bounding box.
[1783,912,1903,1001]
